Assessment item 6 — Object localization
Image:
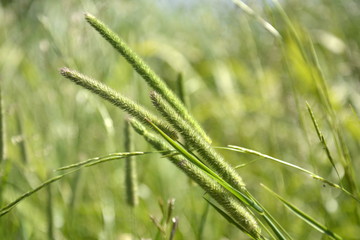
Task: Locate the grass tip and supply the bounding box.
[59,67,70,76]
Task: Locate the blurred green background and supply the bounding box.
[1,0,359,239]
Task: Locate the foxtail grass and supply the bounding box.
[84,13,212,144]
[58,13,298,239]
[150,91,245,190]
[129,118,262,239]
[60,67,178,140]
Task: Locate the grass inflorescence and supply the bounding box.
[1,1,359,239]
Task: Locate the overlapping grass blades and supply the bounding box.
[0,151,149,217]
[262,184,343,240]
[146,118,293,239]
[129,118,262,239]
[222,145,359,203]
[273,0,359,200]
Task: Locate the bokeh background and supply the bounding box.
[1,0,359,239]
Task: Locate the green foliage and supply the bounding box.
[1,0,359,239]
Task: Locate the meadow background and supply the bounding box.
[0,0,359,239]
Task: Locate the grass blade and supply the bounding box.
[56,152,146,171]
[261,184,343,240]
[0,174,66,217]
[146,118,292,239]
[221,145,360,203]
[232,0,281,39]
[130,118,262,239]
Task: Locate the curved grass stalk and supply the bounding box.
[221,145,360,203]
[0,174,66,217]
[84,13,212,144]
[56,152,146,171]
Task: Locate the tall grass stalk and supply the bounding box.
[84,13,212,144]
[128,118,262,239]
[59,14,294,239]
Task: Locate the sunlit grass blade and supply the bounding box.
[221,145,360,203]
[261,184,343,240]
[55,152,146,171]
[232,0,281,39]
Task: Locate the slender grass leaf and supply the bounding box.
[0,174,67,217]
[221,145,359,203]
[261,184,343,240]
[56,152,146,171]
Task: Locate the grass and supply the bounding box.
[0,0,359,239]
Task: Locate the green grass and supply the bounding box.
[1,0,359,239]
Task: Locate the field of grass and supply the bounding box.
[1,0,359,239]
